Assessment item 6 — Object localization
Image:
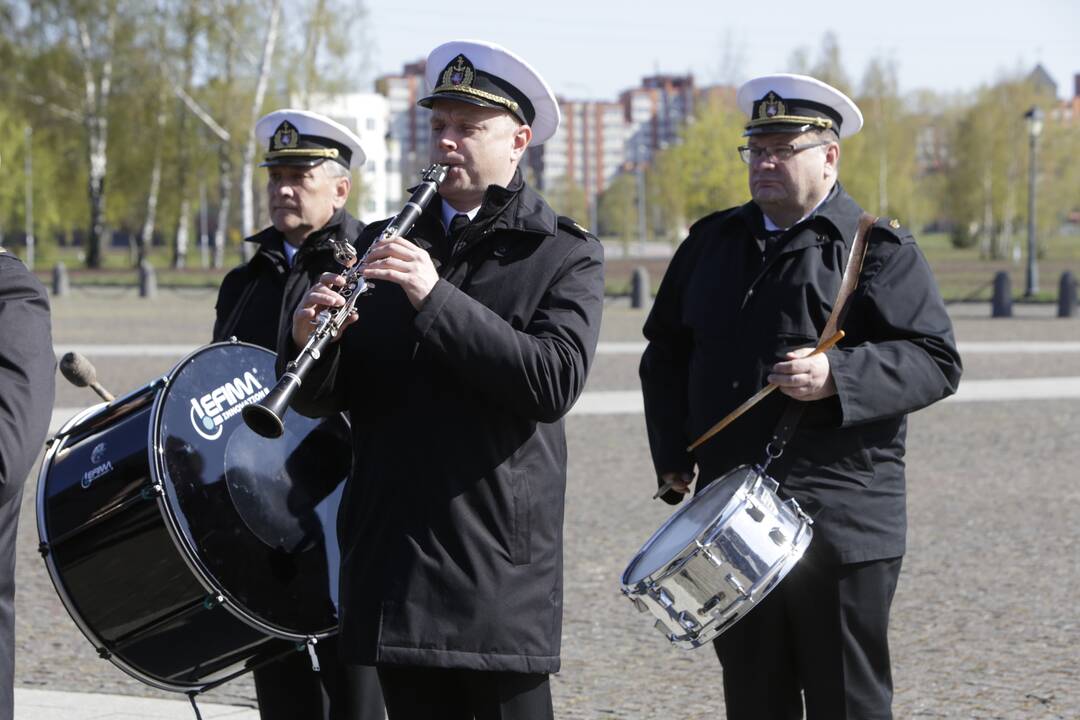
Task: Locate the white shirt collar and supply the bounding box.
[762,189,831,232]
[440,200,480,231]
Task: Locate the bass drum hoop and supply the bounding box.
[33,384,265,694]
[147,339,341,643]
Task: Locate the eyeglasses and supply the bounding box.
[737,141,830,165]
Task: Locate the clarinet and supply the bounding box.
[243,163,449,438]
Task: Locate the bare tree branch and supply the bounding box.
[163,64,232,143]
[22,92,84,123]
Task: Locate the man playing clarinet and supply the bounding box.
[283,40,604,720]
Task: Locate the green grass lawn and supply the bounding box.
[19,229,1080,302]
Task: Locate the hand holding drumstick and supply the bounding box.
[686,330,845,453]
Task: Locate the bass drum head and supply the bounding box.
[152,341,349,638]
[623,466,756,586]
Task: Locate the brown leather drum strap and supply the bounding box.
[762,212,878,469]
[821,212,877,342]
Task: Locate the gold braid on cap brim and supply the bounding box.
[746,115,833,130]
[432,83,521,117]
[265,148,340,159]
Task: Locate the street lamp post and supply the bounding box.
[1024,106,1044,298]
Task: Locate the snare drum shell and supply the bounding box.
[622,466,811,648]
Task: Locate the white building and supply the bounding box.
[305,92,402,224]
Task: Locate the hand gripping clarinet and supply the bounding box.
[243,163,449,438]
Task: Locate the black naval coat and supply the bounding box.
[640,184,962,563]
[284,169,605,674]
[0,251,55,718]
[212,209,387,720]
[213,207,364,347]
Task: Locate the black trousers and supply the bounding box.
[373,665,553,720]
[713,548,903,720]
[254,635,384,720]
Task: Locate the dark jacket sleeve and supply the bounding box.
[639,234,700,479]
[0,255,56,495]
[212,265,250,342]
[274,310,349,419]
[274,211,369,417]
[413,237,604,423]
[827,236,962,426]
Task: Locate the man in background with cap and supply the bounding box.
[213,108,384,720]
[640,74,961,718]
[0,244,55,720]
[284,39,604,720]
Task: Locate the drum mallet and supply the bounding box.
[59,351,116,402]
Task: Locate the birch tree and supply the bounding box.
[240,0,282,253]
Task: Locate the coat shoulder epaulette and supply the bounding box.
[870,217,915,245]
[556,216,597,242]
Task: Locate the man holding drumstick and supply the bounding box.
[639,74,962,719]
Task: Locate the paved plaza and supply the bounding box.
[13,288,1080,718]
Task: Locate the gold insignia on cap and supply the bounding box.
[271,121,299,151]
[889,218,901,229]
[264,119,340,162]
[432,53,521,117]
[759,91,786,120]
[440,55,475,90]
[747,90,833,132]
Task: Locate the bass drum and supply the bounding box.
[37,340,351,693]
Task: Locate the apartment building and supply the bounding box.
[375,61,430,191]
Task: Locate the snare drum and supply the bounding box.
[37,341,351,692]
[621,465,812,648]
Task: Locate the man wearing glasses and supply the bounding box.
[639,74,961,719]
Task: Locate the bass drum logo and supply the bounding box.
[189,368,269,441]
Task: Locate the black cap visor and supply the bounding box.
[259,155,332,168]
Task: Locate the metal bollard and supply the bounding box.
[52,262,69,297]
[991,271,1012,318]
[1058,271,1077,318]
[139,259,158,299]
[631,266,651,309]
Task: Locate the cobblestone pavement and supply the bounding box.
[16,292,1080,717]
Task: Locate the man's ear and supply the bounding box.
[824,141,840,179]
[510,123,532,162]
[333,176,351,209]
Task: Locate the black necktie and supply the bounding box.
[447,213,469,256]
[761,229,785,258]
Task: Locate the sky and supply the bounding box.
[361,0,1078,101]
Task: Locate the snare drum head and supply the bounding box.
[153,342,350,637]
[623,466,757,586]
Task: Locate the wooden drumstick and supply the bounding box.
[686,330,845,452]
